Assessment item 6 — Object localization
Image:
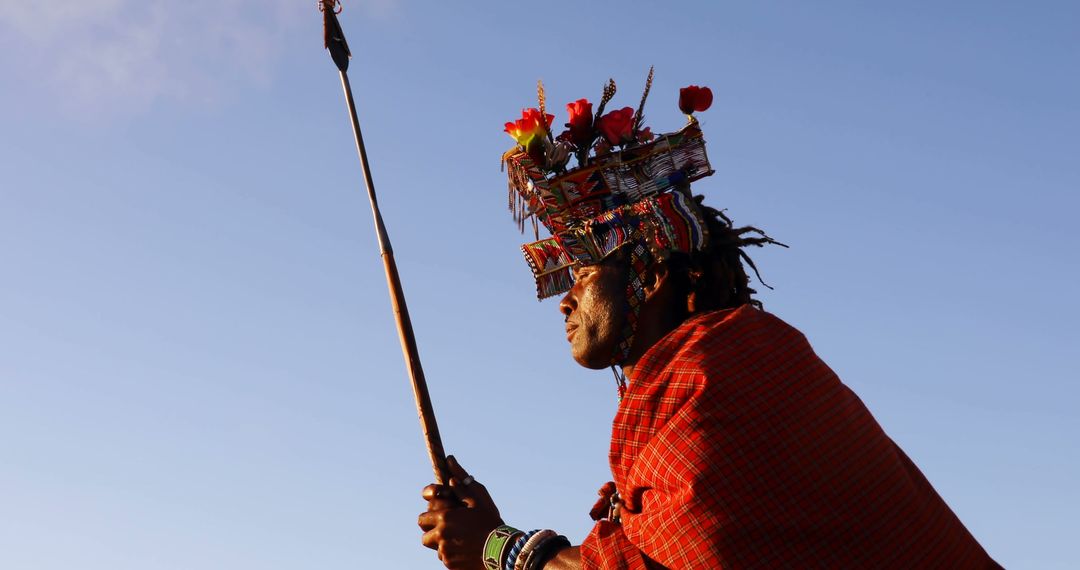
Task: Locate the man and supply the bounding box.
[418,81,999,569]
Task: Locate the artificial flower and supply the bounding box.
[636,126,655,143]
[596,107,635,145]
[565,99,594,147]
[678,85,713,114]
[504,108,555,148]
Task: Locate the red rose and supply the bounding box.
[595,107,635,145]
[565,98,593,147]
[678,85,713,114]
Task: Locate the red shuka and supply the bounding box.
[580,306,999,569]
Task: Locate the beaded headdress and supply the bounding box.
[502,70,716,364]
[503,71,717,298]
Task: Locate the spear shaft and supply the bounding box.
[321,2,451,485]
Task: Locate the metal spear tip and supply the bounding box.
[320,0,351,72]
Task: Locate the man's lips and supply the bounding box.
[565,322,579,342]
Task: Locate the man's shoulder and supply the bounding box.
[669,305,809,362]
[632,304,821,392]
[639,305,830,399]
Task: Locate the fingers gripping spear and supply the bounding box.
[319,0,452,485]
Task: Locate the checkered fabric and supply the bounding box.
[580,305,999,569]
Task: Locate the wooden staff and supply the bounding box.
[320,0,451,485]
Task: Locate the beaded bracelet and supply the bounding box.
[514,529,557,570]
[483,525,522,570]
[504,529,539,570]
[523,534,571,570]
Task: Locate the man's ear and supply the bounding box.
[642,261,671,300]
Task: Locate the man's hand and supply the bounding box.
[418,456,503,570]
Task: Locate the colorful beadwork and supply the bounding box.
[514,529,557,570]
[522,533,571,570]
[483,525,522,570]
[504,529,540,570]
[519,191,707,301]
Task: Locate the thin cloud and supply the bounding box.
[0,0,362,116]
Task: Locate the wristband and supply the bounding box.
[504,529,539,570]
[483,525,522,570]
[523,534,571,570]
[515,529,557,570]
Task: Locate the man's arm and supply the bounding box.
[541,546,581,569]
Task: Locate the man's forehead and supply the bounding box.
[572,254,626,277]
[570,263,594,279]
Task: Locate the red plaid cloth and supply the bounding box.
[580,306,998,569]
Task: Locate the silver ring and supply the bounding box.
[460,475,475,486]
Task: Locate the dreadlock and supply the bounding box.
[666,195,788,315]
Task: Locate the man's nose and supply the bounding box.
[559,292,576,319]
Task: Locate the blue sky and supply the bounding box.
[1,1,1077,568]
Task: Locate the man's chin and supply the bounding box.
[571,346,613,370]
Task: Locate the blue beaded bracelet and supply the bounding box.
[504,529,539,570]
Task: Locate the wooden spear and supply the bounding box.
[320,0,451,485]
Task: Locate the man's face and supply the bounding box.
[559,259,628,369]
